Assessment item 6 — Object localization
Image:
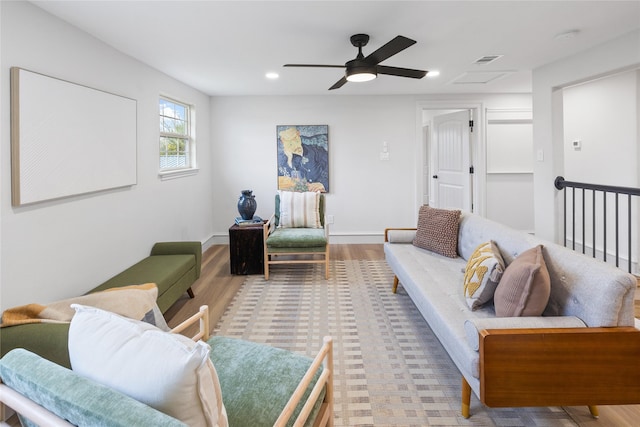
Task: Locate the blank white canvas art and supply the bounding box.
[11,68,137,206]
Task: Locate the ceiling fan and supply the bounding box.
[284,34,428,90]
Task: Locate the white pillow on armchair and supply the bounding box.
[68,304,227,427]
[278,190,322,228]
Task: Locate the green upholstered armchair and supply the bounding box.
[0,306,334,427]
[263,192,329,280]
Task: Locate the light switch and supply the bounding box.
[536,149,544,162]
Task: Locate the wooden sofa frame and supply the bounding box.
[466,326,640,418]
[1,305,334,427]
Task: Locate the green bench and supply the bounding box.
[0,241,201,368]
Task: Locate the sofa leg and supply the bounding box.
[187,287,195,299]
[392,276,399,293]
[461,377,471,418]
[588,405,599,418]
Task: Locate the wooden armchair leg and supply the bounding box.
[588,405,599,418]
[461,377,471,418]
[392,276,399,294]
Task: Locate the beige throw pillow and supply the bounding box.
[463,241,505,310]
[278,190,322,228]
[412,205,460,258]
[494,245,551,317]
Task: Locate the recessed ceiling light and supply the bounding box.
[426,70,440,78]
[265,72,279,80]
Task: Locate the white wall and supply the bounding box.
[532,29,640,242]
[485,110,534,232]
[210,95,418,243]
[209,93,531,243]
[0,2,215,311]
[563,70,638,186]
[562,69,639,270]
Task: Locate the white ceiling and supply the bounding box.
[31,1,640,96]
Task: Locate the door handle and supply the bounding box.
[432,175,438,179]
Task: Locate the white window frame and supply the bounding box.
[158,96,198,180]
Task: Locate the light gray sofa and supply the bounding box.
[384,212,640,418]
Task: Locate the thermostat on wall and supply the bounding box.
[572,140,582,150]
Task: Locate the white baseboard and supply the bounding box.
[328,233,383,244]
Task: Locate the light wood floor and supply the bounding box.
[167,244,640,427]
[163,244,391,332]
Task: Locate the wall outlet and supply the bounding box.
[380,152,390,161]
[326,215,334,224]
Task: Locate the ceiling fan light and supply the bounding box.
[346,64,377,82]
[347,72,377,82]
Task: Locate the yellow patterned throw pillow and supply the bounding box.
[463,241,505,310]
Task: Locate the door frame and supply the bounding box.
[415,101,485,219]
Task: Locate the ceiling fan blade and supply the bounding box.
[329,76,348,90]
[377,65,427,79]
[284,64,345,68]
[364,35,416,65]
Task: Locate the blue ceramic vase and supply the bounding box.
[237,190,257,220]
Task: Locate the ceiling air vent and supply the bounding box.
[449,71,512,85]
[474,55,503,65]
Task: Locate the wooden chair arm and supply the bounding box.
[171,307,334,427]
[264,214,276,239]
[324,217,329,240]
[479,327,640,408]
[384,228,417,242]
[274,336,333,427]
[169,305,209,341]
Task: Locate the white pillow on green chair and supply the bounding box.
[278,190,322,228]
[68,304,227,427]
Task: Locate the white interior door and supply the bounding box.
[432,110,471,211]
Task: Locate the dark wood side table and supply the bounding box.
[229,222,265,275]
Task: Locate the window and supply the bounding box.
[159,97,196,175]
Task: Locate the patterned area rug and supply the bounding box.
[213,260,578,427]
